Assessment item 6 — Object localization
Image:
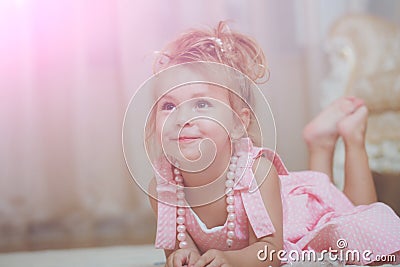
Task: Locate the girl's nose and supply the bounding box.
[176,113,192,128]
[174,106,193,127]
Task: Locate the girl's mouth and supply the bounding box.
[177,136,200,143]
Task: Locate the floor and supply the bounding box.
[374,172,400,216]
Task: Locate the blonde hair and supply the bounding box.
[146,22,267,155]
[154,21,268,83]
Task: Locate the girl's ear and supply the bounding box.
[231,108,251,139]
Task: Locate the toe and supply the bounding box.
[337,106,368,144]
[340,96,365,115]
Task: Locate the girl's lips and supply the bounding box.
[176,137,200,143]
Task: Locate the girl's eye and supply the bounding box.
[161,102,176,111]
[195,100,211,109]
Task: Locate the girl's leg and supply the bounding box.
[337,106,377,205]
[303,97,364,181]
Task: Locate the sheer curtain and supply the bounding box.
[0,0,397,251]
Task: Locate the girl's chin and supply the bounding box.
[171,151,202,162]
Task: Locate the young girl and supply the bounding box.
[144,22,400,267]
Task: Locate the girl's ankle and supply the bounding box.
[342,134,366,148]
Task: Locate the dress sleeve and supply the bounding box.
[252,147,289,176]
[234,144,289,239]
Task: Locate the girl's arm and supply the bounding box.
[148,178,201,266]
[194,156,283,267]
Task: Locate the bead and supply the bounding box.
[227,230,235,239]
[230,156,238,163]
[225,188,234,196]
[227,205,235,213]
[177,232,186,241]
[226,195,234,205]
[229,163,237,171]
[173,168,180,175]
[176,216,185,225]
[177,208,185,216]
[177,191,185,199]
[179,241,188,249]
[225,179,234,188]
[226,239,233,247]
[177,200,185,206]
[175,176,183,183]
[227,171,235,180]
[227,221,235,230]
[177,224,186,233]
[227,213,236,221]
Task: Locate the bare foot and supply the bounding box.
[338,105,368,146]
[303,96,364,151]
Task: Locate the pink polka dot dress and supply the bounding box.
[154,138,400,265]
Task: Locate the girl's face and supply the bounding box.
[154,83,240,170]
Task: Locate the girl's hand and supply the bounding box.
[166,248,201,267]
[193,249,232,267]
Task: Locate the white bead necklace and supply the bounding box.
[173,154,238,249]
